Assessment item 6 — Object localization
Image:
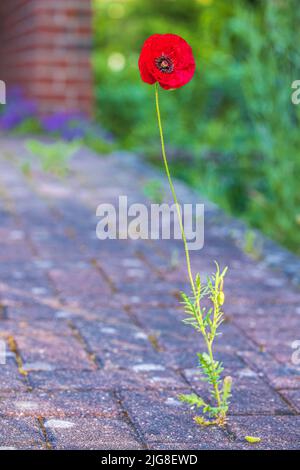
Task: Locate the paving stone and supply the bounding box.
[0,391,120,418]
[162,343,252,371]
[0,417,46,449]
[0,138,300,449]
[0,319,71,337]
[72,307,130,324]
[146,441,260,450]
[120,389,228,445]
[46,417,143,450]
[235,315,299,346]
[161,349,204,370]
[280,390,300,413]
[48,267,111,308]
[117,279,177,298]
[228,379,292,415]
[0,321,94,371]
[235,316,300,365]
[29,368,186,391]
[29,233,82,263]
[7,302,123,323]
[227,415,300,450]
[75,319,166,370]
[0,362,27,392]
[0,240,33,263]
[0,261,52,288]
[118,291,179,309]
[7,302,62,321]
[74,319,151,350]
[229,302,299,318]
[102,348,166,371]
[239,350,300,390]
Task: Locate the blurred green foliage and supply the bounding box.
[142,179,165,204]
[26,140,80,177]
[93,0,300,253]
[11,118,42,135]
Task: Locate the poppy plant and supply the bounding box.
[139,34,232,426]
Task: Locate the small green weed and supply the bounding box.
[26,139,80,177]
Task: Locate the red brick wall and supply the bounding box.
[0,0,94,115]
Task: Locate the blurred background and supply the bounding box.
[0,0,300,254]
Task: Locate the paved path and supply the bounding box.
[0,137,299,450]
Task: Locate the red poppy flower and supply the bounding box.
[138,34,196,90]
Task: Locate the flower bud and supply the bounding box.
[217,277,225,305]
[218,291,225,305]
[224,376,232,387]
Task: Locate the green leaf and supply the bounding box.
[178,393,207,409]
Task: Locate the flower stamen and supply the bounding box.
[155,55,174,73]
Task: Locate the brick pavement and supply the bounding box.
[0,137,299,450]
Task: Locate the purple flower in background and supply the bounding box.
[41,111,113,142]
[0,86,38,130]
[0,86,113,144]
[41,111,88,141]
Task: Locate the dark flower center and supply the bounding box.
[155,55,174,73]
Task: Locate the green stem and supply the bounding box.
[155,83,195,295]
[155,83,223,417]
[206,339,221,407]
